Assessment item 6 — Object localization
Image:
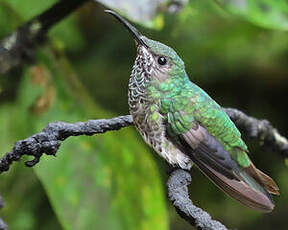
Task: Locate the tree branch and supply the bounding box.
[225,108,288,157]
[167,169,229,230]
[0,109,287,229]
[0,0,88,74]
[1,108,286,174]
[0,115,133,172]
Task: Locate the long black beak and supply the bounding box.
[105,10,149,48]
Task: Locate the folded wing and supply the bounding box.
[175,123,278,212]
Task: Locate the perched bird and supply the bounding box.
[106,10,279,212]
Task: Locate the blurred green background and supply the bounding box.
[0,0,287,229]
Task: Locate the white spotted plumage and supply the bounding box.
[128,46,192,169]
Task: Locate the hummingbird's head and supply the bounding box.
[105,10,185,81]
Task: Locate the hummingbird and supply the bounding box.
[106,10,279,212]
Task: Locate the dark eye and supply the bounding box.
[157,56,167,65]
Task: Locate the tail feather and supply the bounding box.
[245,162,280,195]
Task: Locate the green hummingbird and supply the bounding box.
[106,10,279,212]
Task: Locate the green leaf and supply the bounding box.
[215,0,288,30]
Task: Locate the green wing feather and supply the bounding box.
[160,79,251,168]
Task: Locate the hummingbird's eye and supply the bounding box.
[157,56,167,66]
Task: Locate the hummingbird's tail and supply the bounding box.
[191,155,276,212]
[244,162,279,195]
[179,124,279,212]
